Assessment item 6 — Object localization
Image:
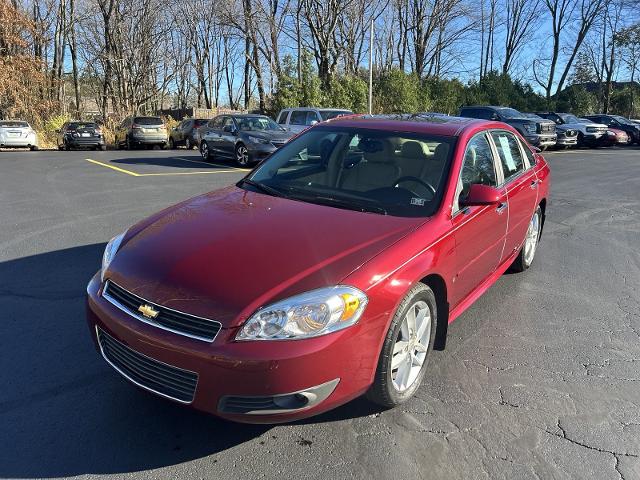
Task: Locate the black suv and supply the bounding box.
[57,121,106,151]
[459,106,557,150]
[583,114,640,144]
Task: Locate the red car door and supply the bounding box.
[451,132,508,308]
[489,130,538,264]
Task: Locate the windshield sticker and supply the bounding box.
[411,197,426,206]
[498,136,517,170]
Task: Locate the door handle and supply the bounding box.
[496,202,507,214]
[530,180,539,189]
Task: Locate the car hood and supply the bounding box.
[107,187,424,328]
[575,121,607,129]
[240,129,293,142]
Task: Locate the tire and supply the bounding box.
[185,137,193,150]
[510,205,542,273]
[577,132,585,148]
[58,145,64,151]
[126,136,133,150]
[169,137,175,149]
[366,283,438,408]
[200,141,212,160]
[99,144,106,151]
[235,143,250,167]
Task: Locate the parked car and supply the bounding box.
[524,113,577,149]
[600,128,631,147]
[199,114,293,166]
[57,121,106,151]
[583,114,640,144]
[630,119,640,125]
[0,120,38,150]
[115,116,168,149]
[535,112,607,147]
[169,118,209,150]
[87,115,550,423]
[459,106,557,150]
[276,107,353,134]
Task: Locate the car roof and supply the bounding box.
[319,114,489,136]
[228,114,269,118]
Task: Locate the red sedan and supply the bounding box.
[87,115,550,423]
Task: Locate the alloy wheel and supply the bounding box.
[200,142,209,160]
[236,145,249,166]
[185,137,192,149]
[523,210,541,266]
[391,300,431,392]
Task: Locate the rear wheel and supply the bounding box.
[367,283,437,407]
[510,206,542,272]
[30,145,39,151]
[126,136,133,150]
[169,137,175,149]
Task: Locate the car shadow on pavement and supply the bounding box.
[111,155,238,170]
[0,244,268,478]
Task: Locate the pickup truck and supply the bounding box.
[535,112,607,147]
[459,106,557,150]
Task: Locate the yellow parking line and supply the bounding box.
[86,158,141,176]
[138,170,245,176]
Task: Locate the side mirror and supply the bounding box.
[460,184,502,207]
[309,120,319,126]
[223,125,236,134]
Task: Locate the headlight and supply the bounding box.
[101,232,125,281]
[247,135,270,144]
[523,123,537,134]
[236,286,368,341]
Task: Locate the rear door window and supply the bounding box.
[490,131,525,180]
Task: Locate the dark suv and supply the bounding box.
[57,121,106,151]
[583,114,640,145]
[169,118,209,150]
[459,106,557,150]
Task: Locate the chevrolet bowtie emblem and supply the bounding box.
[138,304,159,319]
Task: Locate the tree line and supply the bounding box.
[1,0,639,127]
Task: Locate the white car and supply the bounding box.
[276,108,353,134]
[0,120,39,150]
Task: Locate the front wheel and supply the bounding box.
[200,141,212,160]
[367,283,437,408]
[185,137,193,150]
[510,205,542,272]
[235,143,250,167]
[169,137,175,149]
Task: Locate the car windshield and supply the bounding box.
[0,121,29,128]
[237,117,282,131]
[134,117,163,126]
[319,110,352,121]
[559,114,580,123]
[243,127,456,217]
[497,108,524,119]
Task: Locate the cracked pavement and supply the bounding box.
[1,147,639,479]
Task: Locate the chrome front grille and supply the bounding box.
[103,281,222,342]
[97,327,198,403]
[539,123,556,134]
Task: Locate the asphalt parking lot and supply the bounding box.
[1,146,639,480]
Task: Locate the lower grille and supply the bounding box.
[103,281,221,342]
[97,327,198,403]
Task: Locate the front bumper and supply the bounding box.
[246,143,277,162]
[556,136,577,146]
[86,273,376,423]
[525,134,557,147]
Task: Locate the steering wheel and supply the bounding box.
[394,176,437,198]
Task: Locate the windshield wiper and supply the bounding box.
[239,179,288,198]
[296,194,387,215]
